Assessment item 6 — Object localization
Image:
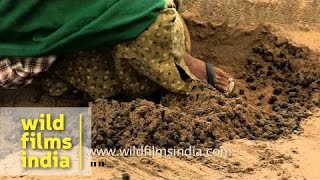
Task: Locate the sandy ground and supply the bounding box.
[2,109,319,180]
[183,0,320,26]
[89,109,320,180]
[276,26,320,52]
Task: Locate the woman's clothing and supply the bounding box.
[0,56,55,88]
[44,6,196,99]
[0,0,165,57]
[0,0,196,99]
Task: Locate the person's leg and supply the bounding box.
[44,48,123,100]
[178,13,234,93]
[115,1,234,95]
[184,53,233,93]
[113,55,161,97]
[114,7,196,95]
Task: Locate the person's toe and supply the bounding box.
[214,67,232,93]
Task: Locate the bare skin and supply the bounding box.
[181,18,233,94]
[184,52,233,93]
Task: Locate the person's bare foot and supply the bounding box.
[184,53,234,93]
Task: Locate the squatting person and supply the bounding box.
[0,0,235,99]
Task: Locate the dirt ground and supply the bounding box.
[89,111,320,180]
[11,112,319,179]
[1,1,320,180]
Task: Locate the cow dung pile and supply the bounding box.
[91,23,319,150]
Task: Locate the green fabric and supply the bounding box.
[0,0,166,57]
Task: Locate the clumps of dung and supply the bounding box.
[242,33,319,112]
[91,82,309,150]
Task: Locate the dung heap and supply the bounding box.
[92,82,314,150]
[91,23,320,150]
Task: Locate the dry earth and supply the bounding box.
[2,111,319,180]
